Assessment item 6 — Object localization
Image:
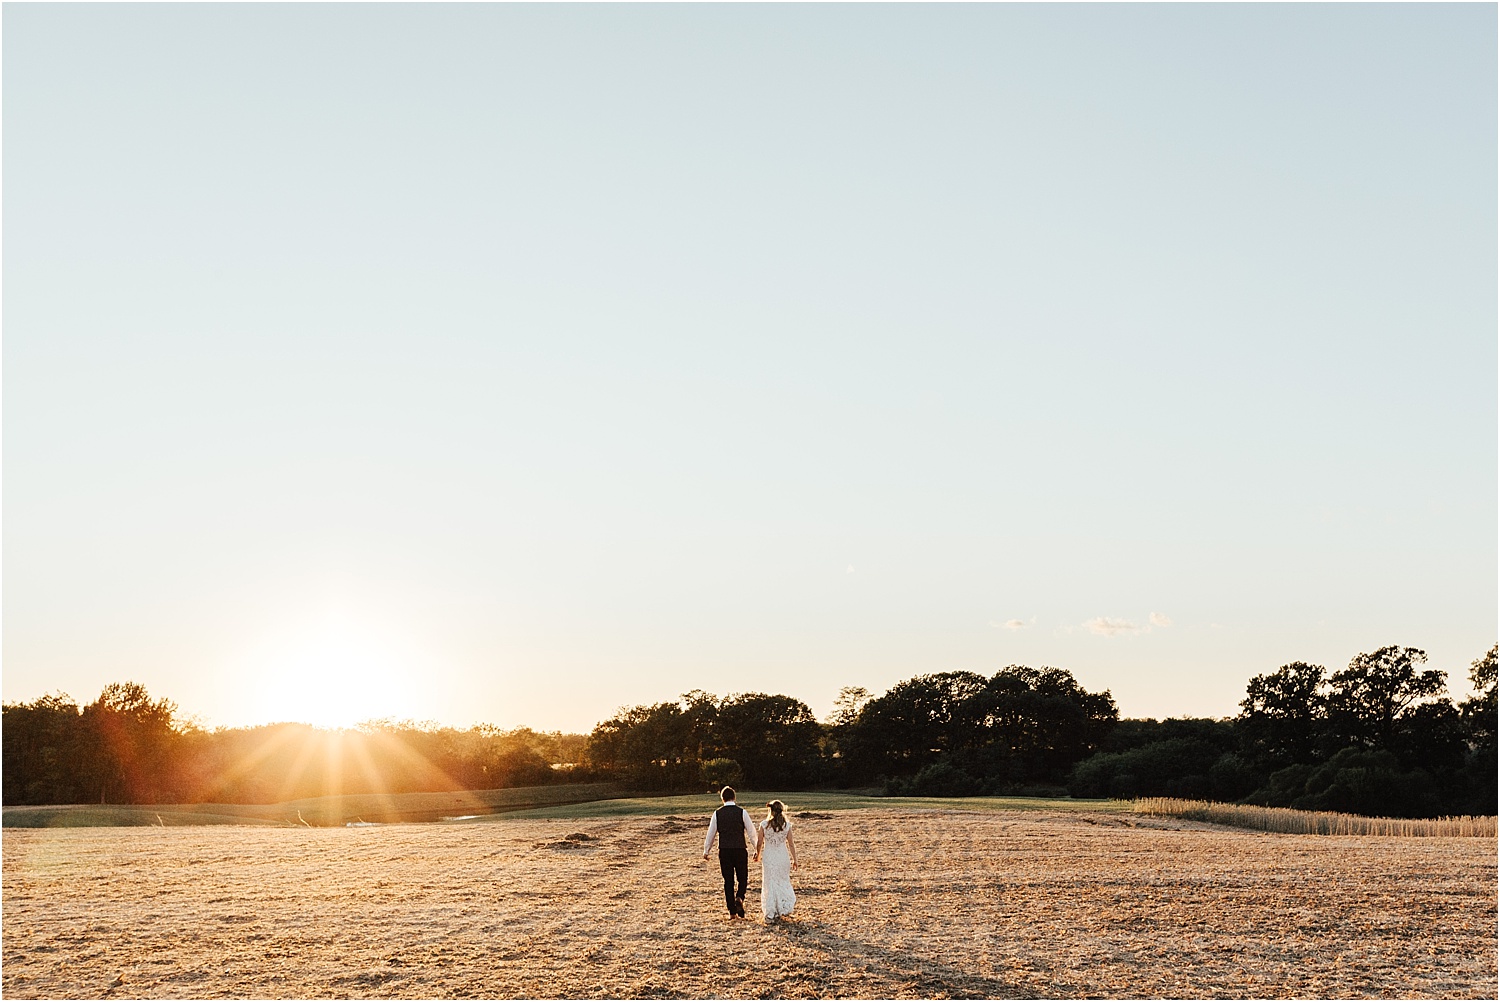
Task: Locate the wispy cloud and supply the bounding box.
[1149,612,1172,628]
[1084,616,1147,637]
[1002,619,1028,630]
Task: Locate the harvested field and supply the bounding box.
[3,808,1495,999]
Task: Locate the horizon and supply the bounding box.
[12,641,1495,737]
[4,4,1495,734]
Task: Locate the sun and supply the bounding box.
[242,620,420,729]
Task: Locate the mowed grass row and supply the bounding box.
[1134,797,1498,837]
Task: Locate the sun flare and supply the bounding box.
[242,621,420,729]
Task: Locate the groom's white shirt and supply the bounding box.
[703,800,758,855]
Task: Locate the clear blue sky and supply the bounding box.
[4,3,1495,731]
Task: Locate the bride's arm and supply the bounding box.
[787,829,797,869]
[754,824,764,860]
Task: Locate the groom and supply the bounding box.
[702,786,758,918]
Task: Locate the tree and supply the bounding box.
[820,686,873,784]
[1460,645,1497,751]
[829,687,872,726]
[841,671,988,780]
[844,667,1116,790]
[1325,646,1447,751]
[2,693,85,805]
[957,667,1118,782]
[1458,644,1498,814]
[1237,662,1328,768]
[615,702,702,791]
[713,693,823,788]
[81,682,184,804]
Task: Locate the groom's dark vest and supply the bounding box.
[715,804,747,851]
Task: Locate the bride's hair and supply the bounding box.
[765,800,788,832]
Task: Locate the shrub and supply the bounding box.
[903,758,985,797]
[700,758,743,791]
[1068,737,1226,799]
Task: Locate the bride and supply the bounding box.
[752,800,797,921]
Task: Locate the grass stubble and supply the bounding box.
[2,808,1495,999]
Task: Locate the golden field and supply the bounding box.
[3,807,1495,999]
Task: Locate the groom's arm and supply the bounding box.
[741,809,757,846]
[702,813,719,857]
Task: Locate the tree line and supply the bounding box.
[1,682,591,806]
[580,644,1495,817]
[4,643,1494,818]
[1067,645,1496,817]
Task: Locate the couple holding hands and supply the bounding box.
[701,786,798,922]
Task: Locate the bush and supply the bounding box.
[1292,748,1442,818]
[1247,763,1314,807]
[700,758,742,791]
[1246,749,1445,818]
[903,759,985,797]
[1067,737,1227,799]
[1208,753,1261,801]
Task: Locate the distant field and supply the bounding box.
[0,783,626,828]
[0,788,1125,828]
[4,806,1492,998]
[495,790,1129,821]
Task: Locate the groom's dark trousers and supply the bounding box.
[719,847,748,915]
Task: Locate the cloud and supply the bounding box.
[1002,619,1028,630]
[1149,612,1172,628]
[1084,617,1147,637]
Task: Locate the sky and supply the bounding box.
[3,3,1496,733]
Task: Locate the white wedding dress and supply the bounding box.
[758,819,796,920]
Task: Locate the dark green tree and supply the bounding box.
[958,667,1118,782]
[842,671,988,780]
[1458,644,1498,814]
[1069,717,1247,800]
[2,693,86,804]
[1460,645,1497,751]
[586,701,702,791]
[1236,661,1328,769]
[846,668,1116,790]
[1325,646,1447,751]
[713,693,823,788]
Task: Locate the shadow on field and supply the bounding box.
[766,920,1047,1000]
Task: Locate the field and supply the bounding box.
[0,782,629,829]
[0,788,1126,829]
[3,802,1495,999]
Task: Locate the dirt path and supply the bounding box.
[3,809,1494,998]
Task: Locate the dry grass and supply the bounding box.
[1134,798,1500,837]
[3,808,1494,999]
